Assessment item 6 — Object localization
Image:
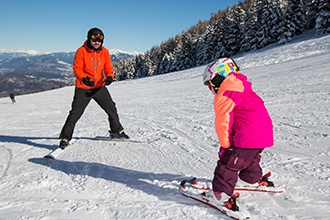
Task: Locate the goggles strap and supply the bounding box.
[209,81,219,90]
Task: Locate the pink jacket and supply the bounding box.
[214,72,273,149]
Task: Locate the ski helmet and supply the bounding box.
[87,27,104,43]
[203,57,239,87]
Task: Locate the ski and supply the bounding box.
[234,186,283,193]
[182,177,211,190]
[43,136,160,160]
[44,147,68,159]
[180,180,250,220]
[44,142,73,160]
[183,177,283,193]
[95,136,160,143]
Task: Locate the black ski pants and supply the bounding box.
[59,86,124,141]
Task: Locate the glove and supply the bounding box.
[82,77,95,87]
[218,147,227,160]
[104,76,113,85]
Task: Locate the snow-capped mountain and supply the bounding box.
[0,49,140,98]
[0,49,43,62]
[111,48,141,56]
[109,49,141,62]
[0,48,140,62]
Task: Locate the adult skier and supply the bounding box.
[59,27,129,148]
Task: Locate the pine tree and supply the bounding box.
[240,0,258,52]
[195,24,217,65]
[315,0,330,35]
[255,0,273,49]
[175,32,195,70]
[305,0,318,30]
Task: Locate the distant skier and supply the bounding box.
[58,27,129,149]
[202,57,274,211]
[9,93,16,103]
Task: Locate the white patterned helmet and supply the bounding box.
[203,57,239,86]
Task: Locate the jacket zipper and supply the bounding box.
[93,51,97,81]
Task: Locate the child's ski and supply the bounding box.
[180,179,250,220]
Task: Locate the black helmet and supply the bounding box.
[87,27,104,43]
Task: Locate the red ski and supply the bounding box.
[180,179,250,220]
[184,173,284,193]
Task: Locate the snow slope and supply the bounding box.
[0,31,329,220]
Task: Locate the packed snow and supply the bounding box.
[0,30,329,219]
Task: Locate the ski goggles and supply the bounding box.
[207,80,219,92]
[91,34,103,42]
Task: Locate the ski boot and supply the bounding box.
[258,171,275,187]
[109,130,130,139]
[224,192,240,212]
[202,191,240,212]
[59,139,69,149]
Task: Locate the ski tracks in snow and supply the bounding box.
[0,145,11,179]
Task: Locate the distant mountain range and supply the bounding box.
[0,49,140,98]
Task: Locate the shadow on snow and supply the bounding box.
[0,135,59,150]
[28,157,207,206]
[0,135,109,150]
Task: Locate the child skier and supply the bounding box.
[203,57,274,211]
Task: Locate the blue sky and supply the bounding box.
[0,0,238,53]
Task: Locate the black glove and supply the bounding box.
[104,76,113,85]
[82,77,95,87]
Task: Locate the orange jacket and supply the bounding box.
[73,41,114,90]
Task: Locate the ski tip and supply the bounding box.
[44,155,55,160]
[180,180,188,186]
[180,177,197,186]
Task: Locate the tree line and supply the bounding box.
[113,0,329,80]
